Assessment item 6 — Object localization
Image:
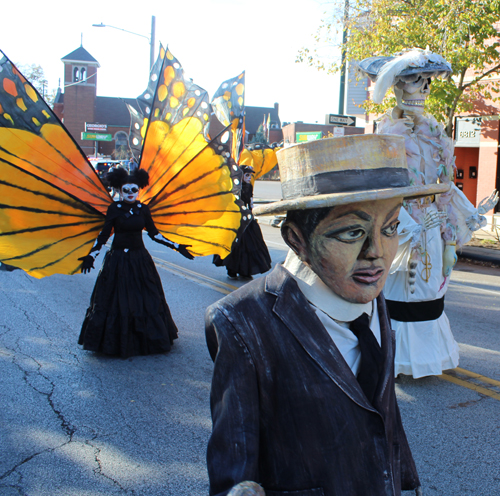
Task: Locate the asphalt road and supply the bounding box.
[1,220,499,495]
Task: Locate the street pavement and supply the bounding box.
[1,185,499,495]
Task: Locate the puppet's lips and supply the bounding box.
[352,268,384,285]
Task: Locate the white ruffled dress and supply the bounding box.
[380,111,482,378]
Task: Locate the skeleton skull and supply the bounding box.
[394,74,432,115]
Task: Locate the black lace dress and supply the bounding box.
[214,182,272,278]
[78,200,178,358]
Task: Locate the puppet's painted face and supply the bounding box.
[243,172,253,184]
[394,75,431,115]
[121,183,140,203]
[301,198,402,304]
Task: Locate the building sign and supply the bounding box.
[296,131,322,143]
[81,132,113,141]
[85,123,108,132]
[325,114,356,127]
[455,117,481,147]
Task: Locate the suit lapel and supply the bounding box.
[266,265,378,412]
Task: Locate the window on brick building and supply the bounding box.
[73,66,87,83]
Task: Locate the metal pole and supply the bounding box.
[338,0,349,115]
[150,16,156,70]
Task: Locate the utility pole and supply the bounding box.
[150,16,156,70]
[338,0,349,115]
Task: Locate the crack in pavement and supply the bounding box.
[86,440,138,495]
[0,471,28,495]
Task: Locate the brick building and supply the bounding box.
[53,46,136,158]
[453,27,500,215]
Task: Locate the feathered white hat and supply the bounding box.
[358,48,452,103]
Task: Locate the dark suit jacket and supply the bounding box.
[205,264,420,496]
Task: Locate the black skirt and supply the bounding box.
[214,219,272,277]
[79,247,178,358]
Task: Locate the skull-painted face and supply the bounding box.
[121,183,140,203]
[394,74,432,115]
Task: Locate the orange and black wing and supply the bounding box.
[0,51,109,278]
[127,44,167,159]
[239,145,279,181]
[134,49,243,259]
[211,71,245,163]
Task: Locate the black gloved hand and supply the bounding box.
[78,255,95,274]
[176,245,194,260]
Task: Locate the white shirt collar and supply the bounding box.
[283,250,373,323]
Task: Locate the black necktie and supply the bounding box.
[349,313,384,404]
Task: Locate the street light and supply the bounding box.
[92,15,156,69]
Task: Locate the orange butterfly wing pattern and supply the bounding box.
[126,44,167,159]
[0,51,110,278]
[239,146,279,181]
[135,49,243,258]
[211,72,279,181]
[211,71,245,163]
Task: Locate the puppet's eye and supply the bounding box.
[382,221,400,237]
[329,228,365,242]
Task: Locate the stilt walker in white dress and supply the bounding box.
[359,49,499,378]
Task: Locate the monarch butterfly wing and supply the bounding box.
[127,44,167,157]
[211,71,245,124]
[146,126,244,258]
[138,49,243,258]
[211,71,245,163]
[127,103,146,160]
[0,160,105,278]
[0,51,109,277]
[239,147,279,181]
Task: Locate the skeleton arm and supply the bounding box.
[478,190,499,215]
[466,190,499,231]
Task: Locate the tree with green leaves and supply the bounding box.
[297,0,500,136]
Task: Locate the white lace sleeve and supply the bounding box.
[390,207,420,273]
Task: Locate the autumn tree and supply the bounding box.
[297,0,500,136]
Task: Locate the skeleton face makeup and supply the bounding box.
[121,183,139,203]
[243,172,253,184]
[394,75,431,115]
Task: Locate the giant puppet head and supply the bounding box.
[253,135,451,303]
[358,48,452,115]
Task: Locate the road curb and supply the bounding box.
[457,246,500,266]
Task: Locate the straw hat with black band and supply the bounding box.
[253,134,450,217]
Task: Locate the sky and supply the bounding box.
[0,0,341,125]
